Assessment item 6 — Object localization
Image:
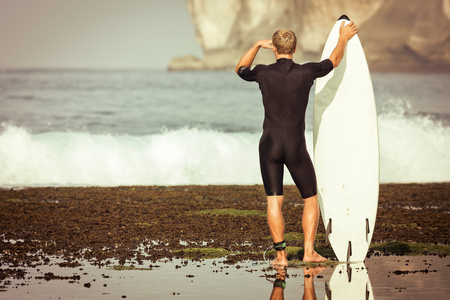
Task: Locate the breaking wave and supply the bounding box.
[1,106,449,187]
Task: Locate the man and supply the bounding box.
[235,21,357,265]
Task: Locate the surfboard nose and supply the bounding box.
[338,14,350,21]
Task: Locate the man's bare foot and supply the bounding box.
[303,266,326,277]
[270,249,288,266]
[274,266,287,280]
[303,250,327,262]
[271,257,288,266]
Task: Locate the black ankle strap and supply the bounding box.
[274,279,286,289]
[274,240,286,251]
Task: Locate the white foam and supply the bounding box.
[378,100,450,183]
[1,108,449,187]
[0,124,262,186]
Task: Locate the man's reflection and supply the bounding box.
[269,266,287,300]
[269,266,326,300]
[302,266,326,300]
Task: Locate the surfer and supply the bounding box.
[235,21,357,265]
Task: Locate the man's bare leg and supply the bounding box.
[267,195,288,266]
[302,266,326,300]
[302,195,327,262]
[269,266,287,300]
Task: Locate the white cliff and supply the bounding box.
[169,0,450,71]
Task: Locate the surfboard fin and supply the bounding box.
[366,218,370,242]
[325,281,332,300]
[338,15,350,21]
[346,262,352,283]
[326,218,332,245]
[346,241,352,263]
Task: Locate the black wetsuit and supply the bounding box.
[238,58,333,197]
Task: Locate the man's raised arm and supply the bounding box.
[328,21,358,68]
[235,39,273,74]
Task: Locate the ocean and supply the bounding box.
[0,69,449,187]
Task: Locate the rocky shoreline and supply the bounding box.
[1,183,449,270]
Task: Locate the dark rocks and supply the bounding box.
[0,183,448,279]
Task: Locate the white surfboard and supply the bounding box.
[313,15,379,262]
[325,263,374,300]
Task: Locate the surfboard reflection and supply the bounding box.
[325,262,374,300]
[267,263,373,300]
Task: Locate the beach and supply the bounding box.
[1,183,449,298]
[1,68,449,298]
[1,2,449,296]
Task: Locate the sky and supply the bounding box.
[0,0,203,69]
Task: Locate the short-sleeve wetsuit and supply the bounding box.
[238,58,333,197]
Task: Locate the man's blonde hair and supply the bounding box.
[272,29,297,55]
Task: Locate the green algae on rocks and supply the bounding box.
[172,248,231,259]
[369,242,450,256]
[192,208,266,217]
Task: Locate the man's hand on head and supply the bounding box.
[258,39,274,50]
[235,39,274,73]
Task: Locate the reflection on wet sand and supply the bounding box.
[303,266,326,300]
[268,263,374,300]
[269,266,326,300]
[269,266,287,300]
[325,263,373,299]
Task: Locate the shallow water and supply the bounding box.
[1,255,448,299]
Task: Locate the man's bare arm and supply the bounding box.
[328,21,358,68]
[235,39,273,74]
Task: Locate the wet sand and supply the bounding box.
[2,255,449,299]
[1,183,449,298]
